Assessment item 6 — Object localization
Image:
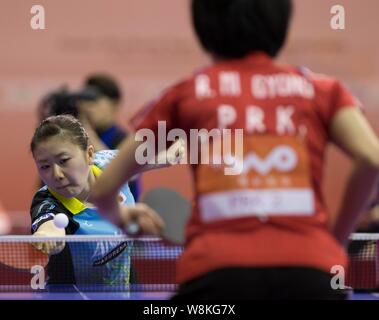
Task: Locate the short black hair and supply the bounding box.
[31,115,89,154]
[191,0,292,59]
[85,74,122,102]
[38,87,98,120]
[39,88,79,119]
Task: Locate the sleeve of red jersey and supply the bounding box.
[329,79,363,118]
[314,77,363,129]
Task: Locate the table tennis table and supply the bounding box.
[0,284,174,300]
[0,285,377,300]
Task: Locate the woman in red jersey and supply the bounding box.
[92,0,379,299]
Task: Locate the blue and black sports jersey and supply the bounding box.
[30,150,135,286]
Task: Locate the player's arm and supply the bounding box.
[126,138,185,186]
[32,220,66,255]
[330,107,379,245]
[92,84,180,230]
[140,138,185,172]
[91,134,163,232]
[30,195,67,255]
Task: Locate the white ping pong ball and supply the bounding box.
[125,222,140,235]
[54,213,69,229]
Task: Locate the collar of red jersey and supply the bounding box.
[48,164,102,215]
[242,51,272,65]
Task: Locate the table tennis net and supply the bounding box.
[0,235,182,292]
[0,234,378,293]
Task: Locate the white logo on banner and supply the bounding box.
[219,145,298,176]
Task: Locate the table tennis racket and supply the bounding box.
[125,188,191,245]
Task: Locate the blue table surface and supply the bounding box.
[0,285,173,300]
[0,286,377,300]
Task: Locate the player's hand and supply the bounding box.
[166,139,186,164]
[31,239,66,256]
[120,203,164,236]
[31,221,66,255]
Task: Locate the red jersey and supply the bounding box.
[131,52,360,284]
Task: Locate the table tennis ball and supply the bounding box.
[54,213,69,229]
[125,222,140,235]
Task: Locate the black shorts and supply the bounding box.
[172,267,347,300]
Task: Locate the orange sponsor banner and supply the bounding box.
[196,135,315,222]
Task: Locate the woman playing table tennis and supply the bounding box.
[30,115,168,286]
[92,0,379,299]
